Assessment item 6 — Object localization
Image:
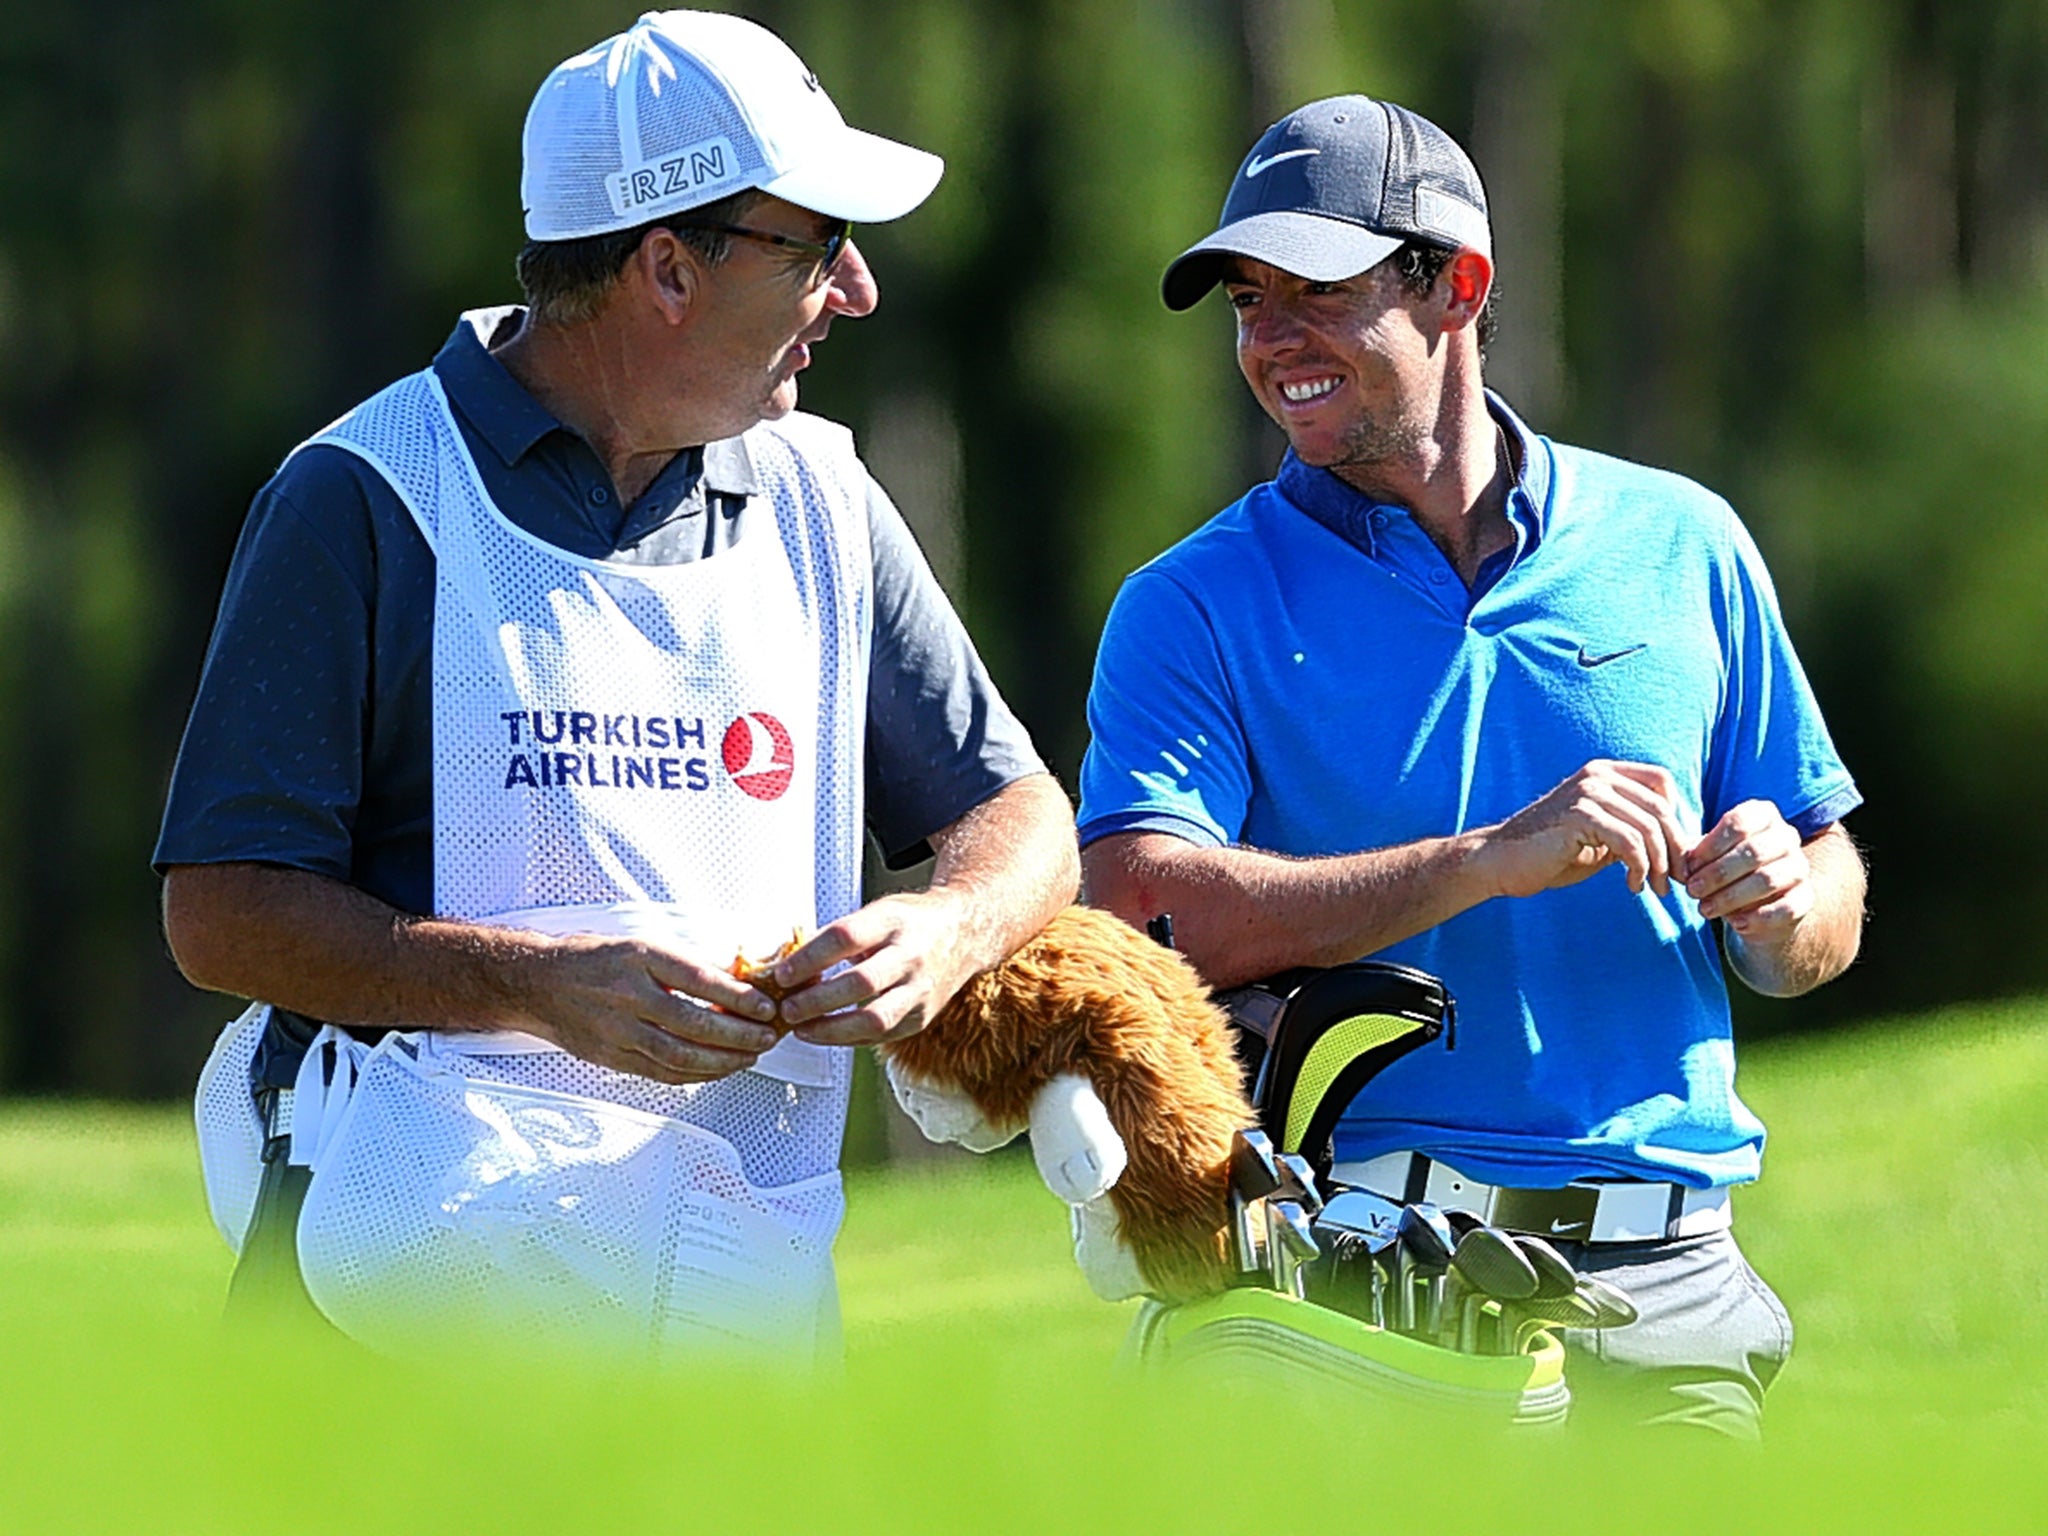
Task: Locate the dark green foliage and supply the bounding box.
[0,0,2043,1090]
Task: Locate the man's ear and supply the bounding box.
[634,227,701,327]
[1440,249,1493,334]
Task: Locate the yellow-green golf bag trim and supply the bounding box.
[1278,1011,1427,1155]
[1132,1286,1570,1425]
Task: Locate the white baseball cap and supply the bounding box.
[521,10,944,241]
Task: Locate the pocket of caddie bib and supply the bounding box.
[293,1037,841,1362]
[193,1002,272,1254]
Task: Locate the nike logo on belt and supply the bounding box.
[1576,643,1647,668]
[1550,1217,1589,1235]
[1245,148,1320,178]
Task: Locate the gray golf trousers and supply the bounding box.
[1552,1230,1794,1440]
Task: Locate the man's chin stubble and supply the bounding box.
[1293,418,1423,477]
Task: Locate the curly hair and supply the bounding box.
[1391,239,1499,358]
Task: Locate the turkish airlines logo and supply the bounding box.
[722,712,794,801]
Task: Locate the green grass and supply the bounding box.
[3,1000,2047,1531]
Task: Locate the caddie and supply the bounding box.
[1078,95,1865,1435]
[156,10,1076,1361]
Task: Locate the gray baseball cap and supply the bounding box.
[1162,95,1491,311]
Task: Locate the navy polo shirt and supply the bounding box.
[156,308,1045,916]
[1078,393,1860,1188]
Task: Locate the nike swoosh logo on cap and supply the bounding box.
[1245,148,1320,178]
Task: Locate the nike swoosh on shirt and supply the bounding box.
[1245,148,1320,178]
[1576,643,1648,668]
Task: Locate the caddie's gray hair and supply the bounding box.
[514,187,766,326]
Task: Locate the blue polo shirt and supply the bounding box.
[156,308,1045,913]
[1078,395,1859,1189]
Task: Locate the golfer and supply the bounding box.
[157,10,1075,1360]
[1078,95,1864,1435]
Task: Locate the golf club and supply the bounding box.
[1398,1202,1456,1336]
[1443,1207,1485,1241]
[1274,1152,1325,1216]
[1310,1226,1390,1325]
[1316,1189,1403,1245]
[1450,1224,1541,1301]
[1511,1233,1580,1300]
[1267,1199,1320,1299]
[1574,1274,1640,1328]
[1228,1128,1282,1273]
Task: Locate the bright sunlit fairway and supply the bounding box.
[3,1000,2046,1533]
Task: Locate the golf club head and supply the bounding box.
[1450,1225,1541,1301]
[1274,1152,1325,1215]
[1517,1290,1602,1327]
[1511,1233,1580,1299]
[1442,1207,1485,1241]
[1574,1274,1640,1328]
[1398,1202,1456,1270]
[1229,1128,1282,1201]
[1315,1189,1403,1245]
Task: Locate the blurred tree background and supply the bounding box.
[0,0,2044,1097]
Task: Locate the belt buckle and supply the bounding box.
[1489,1183,1600,1242]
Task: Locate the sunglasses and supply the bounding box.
[670,218,853,285]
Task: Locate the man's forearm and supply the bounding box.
[162,862,550,1029]
[1724,825,1866,998]
[163,862,783,1082]
[925,771,1081,976]
[1083,831,1494,989]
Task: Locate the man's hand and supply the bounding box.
[1084,761,1694,988]
[1474,760,1695,899]
[768,889,976,1046]
[510,933,780,1085]
[1687,809,1864,998]
[767,771,1078,1046]
[1683,800,1809,940]
[161,862,782,1085]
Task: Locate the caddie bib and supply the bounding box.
[195,342,874,1360]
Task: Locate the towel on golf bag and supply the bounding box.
[878,905,1254,1305]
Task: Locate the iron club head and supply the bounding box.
[1229,1128,1282,1200]
[1397,1202,1456,1268]
[1573,1274,1640,1328]
[1510,1233,1580,1300]
[1450,1225,1541,1301]
[1274,1152,1325,1216]
[1316,1189,1403,1245]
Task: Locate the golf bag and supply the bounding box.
[1130,959,1571,1427]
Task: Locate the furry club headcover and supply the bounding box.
[882,905,1255,1304]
